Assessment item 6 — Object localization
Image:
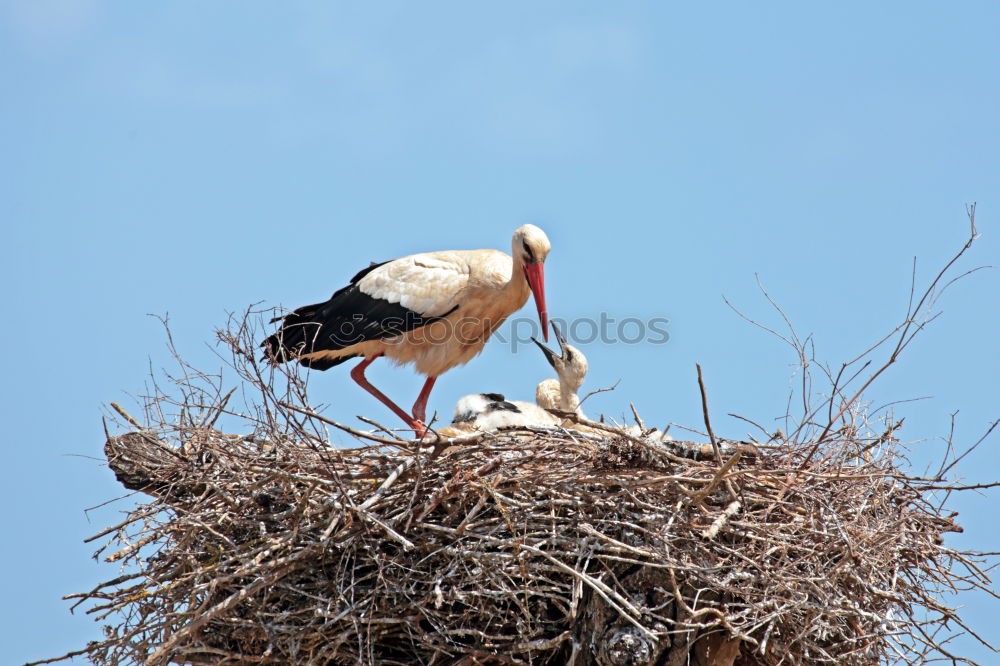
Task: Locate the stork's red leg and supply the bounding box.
[411,376,437,424]
[350,354,424,433]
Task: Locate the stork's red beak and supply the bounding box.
[523,262,548,342]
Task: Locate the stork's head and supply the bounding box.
[513,224,551,340]
[532,322,588,394]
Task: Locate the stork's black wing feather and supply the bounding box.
[261,259,457,370]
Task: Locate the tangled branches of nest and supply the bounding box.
[51,392,991,665]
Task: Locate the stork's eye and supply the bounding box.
[564,350,574,361]
[522,240,535,262]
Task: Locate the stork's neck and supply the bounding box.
[505,257,531,302]
[559,378,582,414]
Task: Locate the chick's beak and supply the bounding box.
[550,321,568,353]
[533,322,570,369]
[531,336,559,369]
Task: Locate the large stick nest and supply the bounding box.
[45,216,997,665]
[66,395,986,666]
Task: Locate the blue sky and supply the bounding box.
[3,2,998,662]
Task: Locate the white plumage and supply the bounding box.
[450,393,560,431]
[358,253,475,321]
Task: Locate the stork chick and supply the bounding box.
[532,323,671,441]
[532,322,589,417]
[450,392,560,431]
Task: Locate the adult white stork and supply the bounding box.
[263,225,552,434]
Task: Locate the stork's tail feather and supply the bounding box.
[261,303,327,365]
